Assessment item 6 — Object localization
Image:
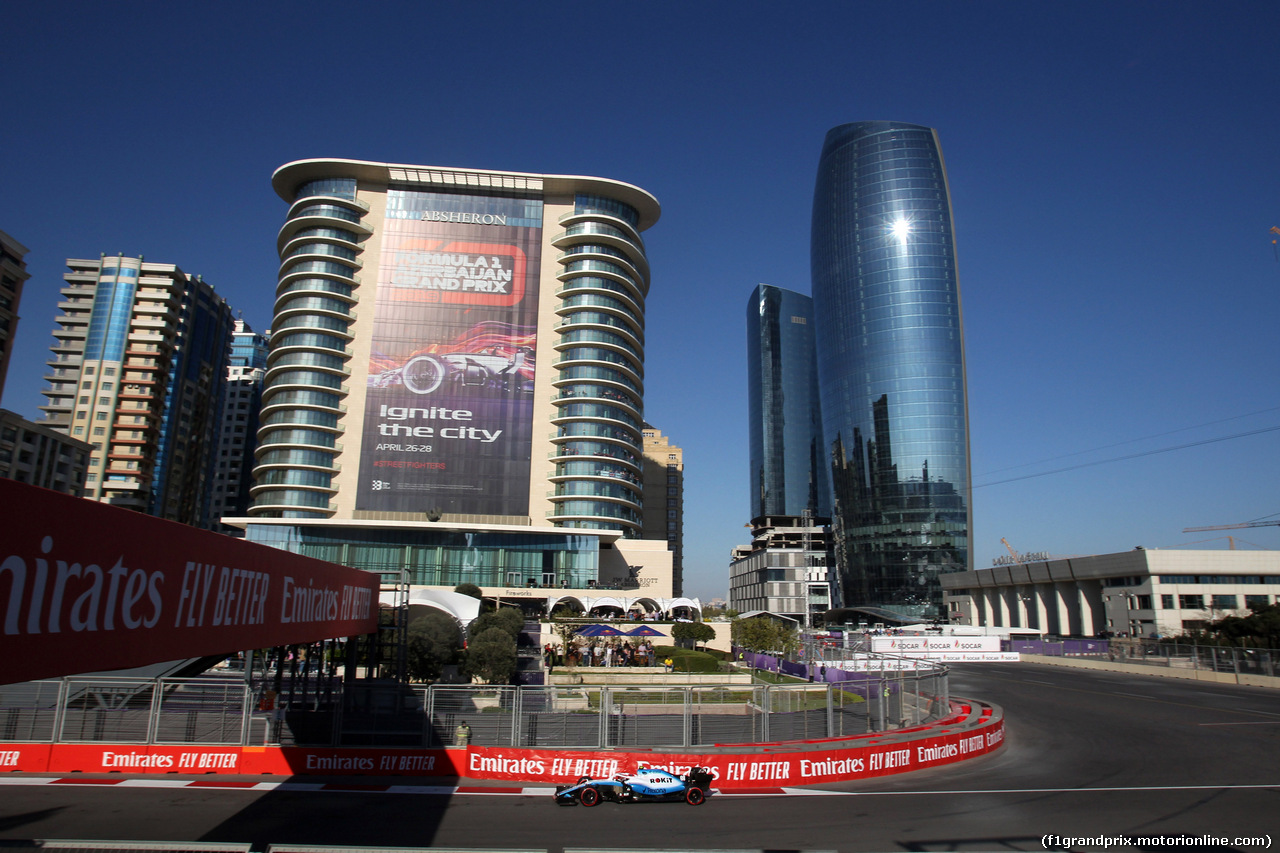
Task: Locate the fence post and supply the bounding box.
[240,683,254,746]
[53,680,68,744]
[598,687,609,748]
[146,681,163,744]
[825,682,834,738]
[511,687,522,748]
[761,685,770,743]
[683,686,692,749]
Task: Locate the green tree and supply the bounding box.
[470,606,525,640]
[406,610,462,682]
[464,627,518,684]
[1210,603,1280,648]
[454,583,483,600]
[672,621,716,650]
[731,616,798,656]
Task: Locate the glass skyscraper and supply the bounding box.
[746,283,830,521]
[810,121,972,621]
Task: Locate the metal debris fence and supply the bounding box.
[0,664,950,749]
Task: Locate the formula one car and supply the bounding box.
[554,765,713,807]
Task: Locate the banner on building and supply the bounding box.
[0,479,379,684]
[356,190,543,516]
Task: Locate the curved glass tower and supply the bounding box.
[746,284,830,521]
[810,121,972,621]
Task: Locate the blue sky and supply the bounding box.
[4,2,1279,601]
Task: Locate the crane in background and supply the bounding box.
[1000,537,1021,563]
[1182,520,1280,550]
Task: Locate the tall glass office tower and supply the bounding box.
[810,121,972,621]
[746,284,830,521]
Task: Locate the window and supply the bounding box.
[84,366,95,375]
[78,396,89,404]
[104,367,115,376]
[81,381,92,390]
[1212,594,1238,609]
[1245,595,1270,608]
[1161,595,1174,609]
[1178,594,1204,610]
[93,427,105,436]
[96,412,107,421]
[73,426,84,436]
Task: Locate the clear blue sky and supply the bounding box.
[4,2,1279,601]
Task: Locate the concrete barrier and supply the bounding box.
[1020,654,1280,689]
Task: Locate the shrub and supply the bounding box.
[654,645,719,674]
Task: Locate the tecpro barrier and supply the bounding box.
[0,702,1004,789]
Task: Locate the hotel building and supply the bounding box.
[234,159,697,620]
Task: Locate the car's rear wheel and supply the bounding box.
[685,786,705,805]
[580,787,601,807]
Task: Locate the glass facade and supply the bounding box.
[746,284,830,520]
[810,121,972,621]
[245,524,600,588]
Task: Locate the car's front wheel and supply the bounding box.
[580,787,601,807]
[685,786,705,805]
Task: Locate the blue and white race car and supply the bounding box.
[554,765,713,806]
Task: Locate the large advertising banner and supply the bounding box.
[0,715,1006,786]
[358,190,543,515]
[0,479,379,685]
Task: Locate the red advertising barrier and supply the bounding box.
[0,479,380,684]
[0,716,1005,789]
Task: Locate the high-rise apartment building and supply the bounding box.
[0,230,31,402]
[641,425,683,596]
[811,121,972,621]
[211,319,269,532]
[234,159,698,620]
[746,284,830,521]
[0,409,91,495]
[39,256,234,526]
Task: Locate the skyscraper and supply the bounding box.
[810,121,972,621]
[641,424,684,596]
[0,230,31,402]
[746,284,830,521]
[211,319,269,532]
[735,284,834,623]
[39,256,233,526]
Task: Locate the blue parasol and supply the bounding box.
[575,624,625,637]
